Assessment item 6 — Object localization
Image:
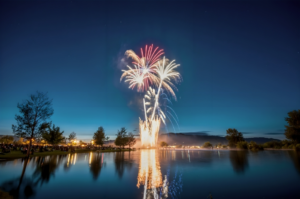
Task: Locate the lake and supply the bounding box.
[0,149,299,199]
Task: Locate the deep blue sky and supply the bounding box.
[0,0,299,141]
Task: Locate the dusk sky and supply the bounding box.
[0,0,299,141]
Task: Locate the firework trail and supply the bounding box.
[144,87,179,133]
[150,56,181,121]
[120,45,181,147]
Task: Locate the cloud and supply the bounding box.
[169,131,212,136]
[241,132,253,134]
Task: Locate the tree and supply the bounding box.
[160,141,168,148]
[114,127,128,148]
[248,141,263,151]
[225,128,244,148]
[0,136,14,144]
[12,91,54,157]
[285,110,300,144]
[114,136,123,148]
[236,141,248,150]
[202,142,212,148]
[215,143,222,148]
[41,123,65,146]
[93,127,106,146]
[126,132,136,149]
[68,132,76,142]
[79,140,85,145]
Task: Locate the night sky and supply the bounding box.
[0,0,299,141]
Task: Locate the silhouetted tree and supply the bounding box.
[202,142,212,148]
[225,128,244,147]
[93,127,106,146]
[12,91,53,157]
[160,141,168,148]
[248,141,263,151]
[236,141,248,150]
[68,132,76,141]
[115,127,128,149]
[41,123,65,146]
[126,132,136,149]
[285,110,300,144]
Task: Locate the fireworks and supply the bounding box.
[120,44,181,147]
[121,44,164,92]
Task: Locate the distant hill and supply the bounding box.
[158,133,280,146]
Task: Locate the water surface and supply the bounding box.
[0,150,299,199]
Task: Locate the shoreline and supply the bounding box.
[1,148,296,161]
[0,149,134,160]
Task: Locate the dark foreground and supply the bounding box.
[0,150,299,199]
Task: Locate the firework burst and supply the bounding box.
[121,44,164,92]
[120,45,181,147]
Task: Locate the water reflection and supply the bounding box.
[288,150,300,175]
[33,156,64,185]
[114,151,133,179]
[137,149,168,199]
[1,158,36,198]
[229,151,249,174]
[1,150,299,199]
[63,153,77,171]
[89,152,104,180]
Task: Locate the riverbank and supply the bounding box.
[0,149,134,160]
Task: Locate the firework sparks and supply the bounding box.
[144,87,179,132]
[121,65,146,91]
[120,45,181,147]
[121,44,164,92]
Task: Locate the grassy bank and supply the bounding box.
[0,149,133,160]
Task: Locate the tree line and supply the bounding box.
[7,91,136,157]
[5,91,300,155]
[224,110,300,151]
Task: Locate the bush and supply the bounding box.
[0,189,13,199]
[215,143,222,148]
[236,141,248,150]
[248,141,264,151]
[160,141,168,148]
[294,144,300,151]
[281,140,294,149]
[263,141,282,149]
[202,142,212,148]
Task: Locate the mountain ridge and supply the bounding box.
[158,133,280,145]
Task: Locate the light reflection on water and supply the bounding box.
[0,150,300,199]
